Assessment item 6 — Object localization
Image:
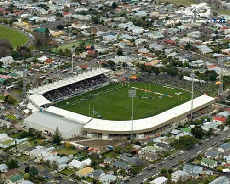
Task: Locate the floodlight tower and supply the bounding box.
[218,56,224,97]
[71,45,75,73]
[190,72,195,120]
[129,88,136,139]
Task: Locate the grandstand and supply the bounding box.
[24,68,215,139]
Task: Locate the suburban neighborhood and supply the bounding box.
[1,0,230,183]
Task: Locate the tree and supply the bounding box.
[16,46,31,58]
[117,48,123,56]
[24,173,30,180]
[29,166,38,177]
[171,135,197,150]
[0,39,13,57]
[165,66,178,76]
[191,126,204,139]
[226,117,230,125]
[112,2,117,9]
[5,95,17,105]
[52,128,62,145]
[92,16,100,24]
[7,159,18,169]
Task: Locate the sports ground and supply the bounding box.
[55,82,191,121]
[0,25,28,49]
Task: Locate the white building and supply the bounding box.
[171,170,189,183]
[150,176,168,184]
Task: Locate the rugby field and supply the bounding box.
[55,82,191,121]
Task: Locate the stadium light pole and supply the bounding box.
[190,72,195,120]
[129,88,136,139]
[71,45,75,73]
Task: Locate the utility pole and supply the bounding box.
[23,63,27,99]
[218,56,224,97]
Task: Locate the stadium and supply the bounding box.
[24,68,215,139]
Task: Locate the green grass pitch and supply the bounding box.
[55,82,191,121]
[0,25,28,49]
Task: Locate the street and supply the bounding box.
[127,128,230,184]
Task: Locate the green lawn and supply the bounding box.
[56,147,78,155]
[0,25,28,49]
[0,95,4,101]
[52,39,94,53]
[52,41,80,53]
[55,82,191,121]
[1,139,14,145]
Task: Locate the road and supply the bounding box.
[127,128,230,184]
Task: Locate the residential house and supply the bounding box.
[76,167,94,177]
[0,56,14,67]
[209,176,230,184]
[201,158,217,168]
[1,169,23,184]
[171,170,189,183]
[99,173,117,184]
[183,164,203,178]
[0,163,8,173]
[68,158,91,169]
[205,150,221,160]
[213,116,226,123]
[218,143,230,153]
[19,180,34,184]
[88,169,104,180]
[150,176,168,184]
[112,161,129,170]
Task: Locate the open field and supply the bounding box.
[52,39,93,53]
[55,82,191,121]
[0,25,28,49]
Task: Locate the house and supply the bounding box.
[120,153,144,166]
[213,116,226,123]
[88,169,104,180]
[68,158,91,169]
[76,167,94,177]
[196,45,213,55]
[205,151,221,160]
[201,158,217,168]
[0,56,14,67]
[19,180,34,184]
[209,176,230,184]
[224,156,230,163]
[0,163,8,173]
[183,164,203,178]
[218,143,230,153]
[99,173,116,184]
[1,169,23,184]
[150,176,168,184]
[171,170,189,182]
[112,161,129,170]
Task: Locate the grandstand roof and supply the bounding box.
[24,111,83,139]
[46,106,92,125]
[28,94,51,107]
[83,95,215,133]
[28,68,110,95]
